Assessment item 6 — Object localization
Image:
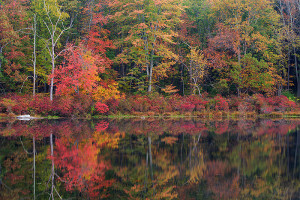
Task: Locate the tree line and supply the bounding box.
[0,0,300,100]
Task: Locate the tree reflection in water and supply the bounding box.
[0,119,299,199]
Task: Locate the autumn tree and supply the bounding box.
[108,0,183,93]
[176,0,213,94]
[206,0,284,95]
[186,48,207,95]
[31,0,73,101]
[231,54,281,95]
[53,42,121,102]
[276,0,300,96]
[0,0,30,92]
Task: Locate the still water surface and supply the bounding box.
[0,119,299,199]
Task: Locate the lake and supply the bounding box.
[0,118,299,199]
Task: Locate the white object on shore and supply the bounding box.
[16,115,33,120]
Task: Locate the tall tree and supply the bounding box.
[108,0,183,92]
[32,0,73,101]
[277,0,300,96]
[0,0,30,92]
[206,0,284,95]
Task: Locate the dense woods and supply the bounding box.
[0,0,300,116]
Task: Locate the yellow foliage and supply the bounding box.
[92,81,124,102]
[93,131,125,149]
[161,85,179,94]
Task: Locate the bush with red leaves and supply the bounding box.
[214,95,229,111]
[95,102,109,114]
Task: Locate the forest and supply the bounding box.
[0,0,300,117]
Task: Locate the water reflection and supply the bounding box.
[0,119,299,199]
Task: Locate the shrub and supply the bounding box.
[105,98,119,114]
[167,94,182,111]
[180,103,195,112]
[282,90,297,102]
[95,102,109,114]
[1,98,17,113]
[185,95,208,111]
[53,96,74,116]
[29,95,53,115]
[228,96,241,111]
[214,95,229,111]
[72,94,93,116]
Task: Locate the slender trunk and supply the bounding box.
[50,133,55,200]
[293,127,299,177]
[189,60,194,95]
[294,47,300,97]
[181,64,184,95]
[50,43,55,101]
[288,52,290,90]
[33,15,37,97]
[237,46,241,96]
[144,151,148,198]
[238,46,241,65]
[148,49,154,92]
[33,137,36,200]
[0,47,2,71]
[297,77,300,98]
[148,136,155,196]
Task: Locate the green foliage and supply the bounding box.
[282,90,297,102]
[231,54,274,95]
[1,0,300,101]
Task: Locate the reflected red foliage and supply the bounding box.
[54,138,113,198]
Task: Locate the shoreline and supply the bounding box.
[1,111,300,121]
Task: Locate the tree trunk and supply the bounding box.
[189,59,194,95]
[33,137,36,200]
[50,133,55,200]
[148,49,154,92]
[50,59,55,101]
[295,47,300,97]
[33,14,37,97]
[288,51,290,90]
[50,39,55,101]
[0,47,3,71]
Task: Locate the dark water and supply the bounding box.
[0,118,299,200]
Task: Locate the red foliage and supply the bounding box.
[180,103,195,112]
[205,24,240,69]
[53,43,101,97]
[185,95,208,111]
[105,98,119,113]
[215,121,229,135]
[95,102,109,114]
[54,138,113,198]
[95,121,109,132]
[29,95,53,115]
[214,95,229,111]
[253,94,297,113]
[52,96,73,116]
[167,94,183,111]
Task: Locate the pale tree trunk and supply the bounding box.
[33,14,37,97]
[148,22,157,93]
[148,136,155,196]
[42,0,73,101]
[50,133,55,200]
[33,137,36,200]
[50,46,55,101]
[49,133,62,199]
[189,59,194,94]
[148,49,154,92]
